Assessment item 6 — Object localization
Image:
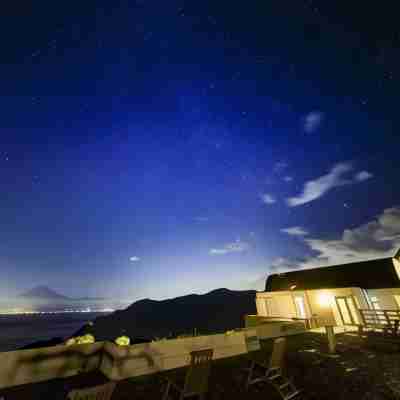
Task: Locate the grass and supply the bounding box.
[2,330,400,399]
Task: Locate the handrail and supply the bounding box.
[359,309,400,328]
[0,341,105,389]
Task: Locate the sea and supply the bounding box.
[0,298,132,352]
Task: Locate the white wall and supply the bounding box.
[366,288,400,310]
[256,292,297,318]
[257,287,369,327]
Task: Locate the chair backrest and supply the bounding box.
[67,381,116,400]
[183,348,214,396]
[393,319,400,335]
[269,337,286,371]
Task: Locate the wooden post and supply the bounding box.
[358,325,363,337]
[325,325,336,354]
[359,309,366,326]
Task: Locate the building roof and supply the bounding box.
[265,257,400,292]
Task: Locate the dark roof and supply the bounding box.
[265,257,400,292]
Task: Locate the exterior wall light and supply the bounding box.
[317,292,333,308]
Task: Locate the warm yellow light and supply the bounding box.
[115,336,130,346]
[290,285,297,290]
[317,292,333,307]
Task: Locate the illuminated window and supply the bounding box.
[294,296,306,318]
[353,296,361,309]
[393,258,400,280]
[394,295,400,309]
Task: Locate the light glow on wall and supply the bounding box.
[317,292,333,308]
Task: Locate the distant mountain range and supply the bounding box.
[18,286,107,301]
[71,288,257,341]
[19,286,71,300]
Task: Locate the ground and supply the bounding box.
[1,331,400,399]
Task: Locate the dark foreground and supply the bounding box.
[1,331,399,400]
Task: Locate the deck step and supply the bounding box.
[284,389,302,400]
[279,382,290,390]
[269,374,282,381]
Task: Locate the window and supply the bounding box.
[265,297,277,316]
[362,289,373,309]
[334,296,359,325]
[394,295,400,309]
[393,258,400,280]
[294,296,306,318]
[256,298,267,316]
[353,295,361,309]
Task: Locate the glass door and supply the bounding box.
[335,296,359,325]
[294,296,306,319]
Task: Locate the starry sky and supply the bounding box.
[1,1,400,301]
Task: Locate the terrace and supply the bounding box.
[1,329,400,400]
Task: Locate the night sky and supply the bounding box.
[1,1,400,301]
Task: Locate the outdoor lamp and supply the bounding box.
[317,292,333,307]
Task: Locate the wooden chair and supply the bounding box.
[383,319,400,337]
[67,381,116,400]
[245,337,301,400]
[162,348,213,400]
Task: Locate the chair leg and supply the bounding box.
[245,361,255,390]
[163,381,171,400]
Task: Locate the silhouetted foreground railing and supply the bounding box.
[0,341,104,389]
[0,329,261,389]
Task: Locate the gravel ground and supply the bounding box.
[285,332,400,400]
[1,331,400,400]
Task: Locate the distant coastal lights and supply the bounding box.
[0,308,115,315]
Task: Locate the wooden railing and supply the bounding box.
[359,309,400,328]
[0,329,259,389]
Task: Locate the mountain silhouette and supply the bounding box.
[18,286,71,300]
[71,288,257,341]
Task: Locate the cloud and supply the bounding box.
[261,193,276,205]
[273,161,288,173]
[286,162,372,207]
[129,256,141,262]
[283,176,293,182]
[281,226,309,236]
[271,206,400,271]
[209,241,250,255]
[270,257,300,272]
[194,217,209,222]
[354,171,373,182]
[303,111,324,133]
